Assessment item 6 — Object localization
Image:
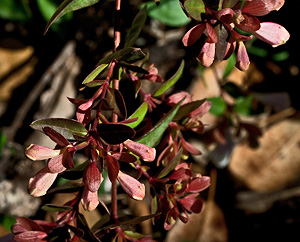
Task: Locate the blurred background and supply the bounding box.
[0,0,299,241]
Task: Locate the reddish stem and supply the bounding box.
[111,0,122,223]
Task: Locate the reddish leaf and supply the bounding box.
[14,231,48,241]
[117,171,145,200]
[179,194,203,213]
[81,187,99,211]
[98,123,135,145]
[106,88,127,119]
[105,155,120,182]
[25,144,60,161]
[185,176,210,193]
[48,154,66,173]
[43,127,70,147]
[84,162,103,192]
[123,139,156,162]
[28,167,58,197]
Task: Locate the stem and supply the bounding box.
[111,0,122,223]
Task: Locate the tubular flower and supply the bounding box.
[182,0,289,70]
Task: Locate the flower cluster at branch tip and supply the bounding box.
[182,0,290,70]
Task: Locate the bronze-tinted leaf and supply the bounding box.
[106,88,127,119]
[98,123,135,145]
[105,155,120,182]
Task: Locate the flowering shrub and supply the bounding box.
[9,0,289,241]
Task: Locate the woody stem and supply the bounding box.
[111,0,121,223]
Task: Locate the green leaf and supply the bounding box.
[82,64,108,85]
[44,0,100,34]
[137,99,184,147]
[207,97,227,116]
[223,53,236,79]
[0,215,16,232]
[233,95,254,116]
[0,0,32,21]
[98,124,136,145]
[153,60,185,97]
[184,0,206,22]
[157,148,182,178]
[42,204,73,212]
[31,118,88,140]
[97,47,146,65]
[124,6,147,48]
[126,102,148,128]
[146,0,190,27]
[174,99,206,120]
[48,181,83,193]
[272,51,290,62]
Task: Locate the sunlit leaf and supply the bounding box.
[137,99,184,147]
[124,6,147,48]
[97,48,146,65]
[174,99,206,120]
[119,62,149,74]
[153,60,185,97]
[82,64,108,85]
[184,0,206,22]
[48,181,83,193]
[233,95,254,116]
[98,124,136,145]
[45,0,100,34]
[146,0,190,27]
[41,204,73,212]
[126,102,148,128]
[207,97,227,116]
[223,53,236,79]
[31,118,88,140]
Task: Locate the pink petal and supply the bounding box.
[182,24,205,46]
[84,161,103,192]
[81,187,99,211]
[123,140,156,162]
[28,167,58,197]
[185,176,210,193]
[242,0,285,16]
[236,41,250,71]
[254,22,290,47]
[117,171,145,200]
[25,144,60,161]
[197,41,215,67]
